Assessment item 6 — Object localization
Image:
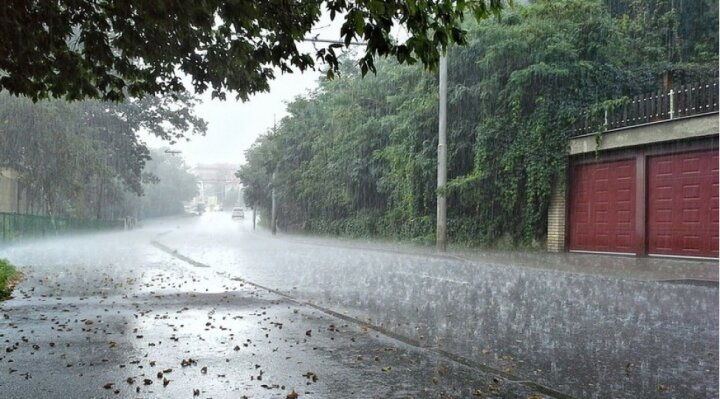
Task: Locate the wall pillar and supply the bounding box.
[547,182,567,252]
[633,152,647,256]
[0,168,20,213]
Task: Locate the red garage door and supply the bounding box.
[647,150,719,258]
[569,159,636,253]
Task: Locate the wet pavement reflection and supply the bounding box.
[151,213,719,399]
[0,222,551,398]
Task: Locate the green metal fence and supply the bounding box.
[0,212,125,242]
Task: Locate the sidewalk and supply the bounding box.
[455,249,718,284]
[275,233,719,284]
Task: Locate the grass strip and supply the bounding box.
[0,258,21,299]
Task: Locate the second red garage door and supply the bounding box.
[569,159,636,253]
[647,150,719,258]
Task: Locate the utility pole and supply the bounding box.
[252,205,256,230]
[271,171,277,235]
[436,55,448,251]
[270,119,279,236]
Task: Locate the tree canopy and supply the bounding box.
[128,148,199,219]
[0,0,508,102]
[0,91,206,218]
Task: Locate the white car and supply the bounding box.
[231,207,245,219]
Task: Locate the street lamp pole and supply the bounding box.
[436,55,448,251]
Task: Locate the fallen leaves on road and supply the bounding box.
[302,371,318,382]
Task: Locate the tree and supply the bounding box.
[0,91,206,218]
[128,149,199,218]
[0,0,507,102]
[236,133,282,217]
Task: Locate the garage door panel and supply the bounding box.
[681,208,700,223]
[616,210,632,223]
[616,234,633,249]
[655,209,672,223]
[652,240,671,252]
[654,160,673,175]
[682,236,701,252]
[615,203,632,214]
[574,210,589,224]
[569,159,636,253]
[616,188,632,202]
[593,210,608,223]
[682,184,701,198]
[648,150,718,258]
[681,157,702,174]
[596,235,609,247]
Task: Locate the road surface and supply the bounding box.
[0,212,717,398]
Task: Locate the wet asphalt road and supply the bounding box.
[0,217,548,399]
[1,212,718,398]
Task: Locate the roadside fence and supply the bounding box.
[0,212,125,242]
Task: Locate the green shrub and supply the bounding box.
[0,258,20,299]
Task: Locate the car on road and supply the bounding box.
[231,207,245,219]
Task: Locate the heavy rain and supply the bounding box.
[0,1,718,399]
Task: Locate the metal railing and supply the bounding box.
[0,212,125,242]
[570,80,719,137]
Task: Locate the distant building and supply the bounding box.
[192,163,239,183]
[191,163,242,210]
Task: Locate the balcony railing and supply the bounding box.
[570,80,719,137]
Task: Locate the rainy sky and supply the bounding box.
[143,11,411,167]
[153,70,325,166]
[144,14,352,167]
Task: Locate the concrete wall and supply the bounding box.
[546,183,566,252]
[569,113,718,155]
[0,168,20,213]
